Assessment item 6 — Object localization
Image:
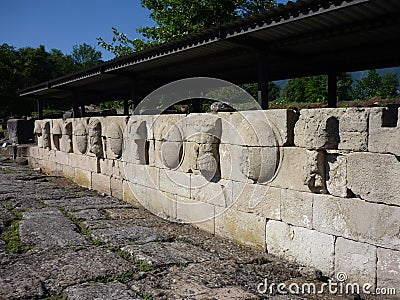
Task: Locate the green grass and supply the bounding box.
[1,208,33,253]
[134,290,154,300]
[2,168,15,175]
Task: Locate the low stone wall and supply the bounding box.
[28,108,400,290]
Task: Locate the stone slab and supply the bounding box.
[122,241,212,266]
[266,220,335,275]
[90,225,166,247]
[92,172,111,195]
[314,194,400,250]
[19,208,88,248]
[64,281,140,300]
[377,248,400,292]
[281,189,313,229]
[335,238,376,287]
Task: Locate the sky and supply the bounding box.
[0,0,289,61]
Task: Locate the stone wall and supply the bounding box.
[28,108,400,289]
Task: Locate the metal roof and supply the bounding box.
[18,0,400,105]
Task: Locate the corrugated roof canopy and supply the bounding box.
[18,0,400,107]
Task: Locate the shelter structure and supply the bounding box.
[18,0,400,116]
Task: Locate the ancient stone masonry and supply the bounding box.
[29,108,400,291]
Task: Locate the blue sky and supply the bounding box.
[0,0,289,61]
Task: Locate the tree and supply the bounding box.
[352,69,381,100]
[98,0,277,56]
[379,73,399,99]
[282,73,353,103]
[242,82,281,102]
[71,43,102,68]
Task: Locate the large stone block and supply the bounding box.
[215,207,266,249]
[266,220,335,274]
[295,108,369,151]
[140,186,177,221]
[7,119,34,144]
[183,113,221,143]
[68,153,99,173]
[62,165,75,181]
[159,169,190,198]
[269,147,309,192]
[377,248,400,292]
[110,177,123,200]
[71,118,90,155]
[281,189,313,229]
[335,238,377,287]
[191,175,233,207]
[92,173,111,195]
[122,180,141,207]
[219,144,251,183]
[75,168,91,189]
[347,152,400,206]
[314,194,400,250]
[54,150,69,166]
[123,115,153,164]
[124,163,159,189]
[153,114,184,141]
[231,182,281,220]
[264,109,298,146]
[176,196,214,233]
[369,107,400,156]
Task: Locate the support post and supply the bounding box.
[37,98,43,120]
[124,99,129,115]
[257,53,269,110]
[80,103,86,117]
[328,72,338,108]
[73,90,80,118]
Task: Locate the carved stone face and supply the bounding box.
[42,122,51,149]
[75,123,88,154]
[107,123,123,158]
[88,119,102,158]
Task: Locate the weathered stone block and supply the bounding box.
[232,182,281,220]
[335,238,377,286]
[75,168,91,189]
[124,163,159,189]
[177,196,214,234]
[153,114,184,141]
[183,113,221,143]
[369,107,400,156]
[71,118,89,155]
[99,158,114,177]
[68,153,98,173]
[377,248,400,291]
[7,119,34,144]
[92,173,111,195]
[281,189,313,229]
[191,175,233,207]
[325,152,348,198]
[347,152,400,206]
[159,169,190,198]
[216,207,266,249]
[269,147,309,192]
[266,220,335,274]
[142,188,177,221]
[313,194,400,250]
[295,108,369,151]
[122,180,140,207]
[110,177,123,200]
[54,150,69,166]
[62,165,75,181]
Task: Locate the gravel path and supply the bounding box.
[0,159,356,299]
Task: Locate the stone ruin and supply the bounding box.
[28,108,400,290]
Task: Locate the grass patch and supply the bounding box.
[134,290,154,300]
[135,260,155,272]
[1,208,33,253]
[2,168,15,175]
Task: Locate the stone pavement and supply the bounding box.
[0,159,360,299]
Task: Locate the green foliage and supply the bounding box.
[242,82,281,102]
[1,208,33,253]
[72,43,102,68]
[0,43,101,118]
[282,73,353,103]
[352,70,399,100]
[98,0,277,56]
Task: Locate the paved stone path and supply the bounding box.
[0,159,356,299]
